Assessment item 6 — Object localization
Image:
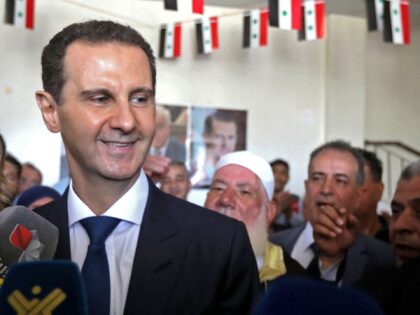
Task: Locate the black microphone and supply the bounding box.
[0,206,59,283]
[0,261,88,314]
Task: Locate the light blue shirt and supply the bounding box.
[68,170,148,315]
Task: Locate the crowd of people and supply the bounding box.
[0,19,419,315]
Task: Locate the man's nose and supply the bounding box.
[109,102,136,132]
[218,187,237,208]
[320,177,333,195]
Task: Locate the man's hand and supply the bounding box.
[143,155,171,182]
[312,205,358,259]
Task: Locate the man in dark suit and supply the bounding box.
[34,20,259,315]
[270,140,394,286]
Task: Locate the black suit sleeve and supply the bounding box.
[208,222,260,315]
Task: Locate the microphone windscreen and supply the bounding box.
[0,261,87,314]
[0,206,59,281]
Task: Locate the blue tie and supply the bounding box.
[80,216,121,315]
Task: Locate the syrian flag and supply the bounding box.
[366,0,385,31]
[269,0,302,30]
[4,0,35,30]
[243,9,269,48]
[196,17,219,54]
[159,23,182,59]
[383,0,410,45]
[164,0,204,14]
[298,1,325,41]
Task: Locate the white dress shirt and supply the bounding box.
[291,222,315,268]
[68,170,148,315]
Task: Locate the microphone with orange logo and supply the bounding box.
[0,206,59,285]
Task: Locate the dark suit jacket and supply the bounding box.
[34,180,260,315]
[269,223,395,286]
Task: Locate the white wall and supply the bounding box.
[0,0,419,203]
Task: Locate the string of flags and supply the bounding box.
[1,0,413,50]
[158,0,412,59]
[366,0,410,45]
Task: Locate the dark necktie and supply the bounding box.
[80,216,121,315]
[307,244,320,279]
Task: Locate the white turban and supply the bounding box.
[214,151,274,200]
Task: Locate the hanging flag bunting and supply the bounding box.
[366,0,385,31]
[383,0,410,45]
[164,0,204,14]
[243,9,269,48]
[298,1,325,41]
[4,0,35,29]
[159,23,182,59]
[196,17,219,54]
[269,0,302,30]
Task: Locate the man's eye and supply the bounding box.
[91,96,110,104]
[130,95,149,105]
[210,186,224,192]
[239,190,252,196]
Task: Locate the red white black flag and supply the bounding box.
[243,9,269,48]
[298,1,325,41]
[269,0,302,30]
[196,17,219,54]
[383,0,410,45]
[4,0,35,29]
[366,0,385,31]
[164,0,204,14]
[159,23,182,59]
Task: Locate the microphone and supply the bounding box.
[0,206,59,283]
[0,261,88,314]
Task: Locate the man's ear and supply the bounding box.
[35,91,61,133]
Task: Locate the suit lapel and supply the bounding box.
[342,235,367,286]
[124,181,190,315]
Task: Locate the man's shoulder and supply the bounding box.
[353,234,395,264]
[269,225,305,249]
[151,188,245,232]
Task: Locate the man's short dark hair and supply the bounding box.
[309,140,365,187]
[357,149,382,182]
[22,162,43,183]
[5,153,22,176]
[400,159,420,181]
[270,159,289,172]
[170,161,189,177]
[41,20,156,104]
[203,110,238,136]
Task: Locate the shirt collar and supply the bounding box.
[67,169,149,227]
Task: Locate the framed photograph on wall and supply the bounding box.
[189,106,247,188]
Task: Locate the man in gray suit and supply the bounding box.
[150,105,186,162]
[270,140,394,286]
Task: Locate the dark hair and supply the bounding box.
[309,140,365,187]
[357,149,382,182]
[400,159,420,181]
[41,20,156,104]
[22,162,43,183]
[170,161,189,176]
[203,110,238,136]
[5,153,22,176]
[270,159,289,172]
